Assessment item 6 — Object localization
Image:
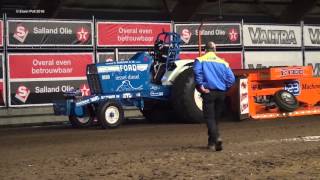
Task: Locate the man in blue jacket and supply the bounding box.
[193,41,235,151]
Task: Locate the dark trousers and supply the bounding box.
[202,91,226,145]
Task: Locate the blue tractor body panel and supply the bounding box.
[53,32,181,118]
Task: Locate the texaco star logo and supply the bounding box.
[228,28,238,42]
[76,27,89,43]
[80,84,90,96]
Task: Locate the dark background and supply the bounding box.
[1,0,320,24]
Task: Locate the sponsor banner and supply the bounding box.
[0,21,3,47]
[98,51,242,69]
[243,24,302,47]
[304,51,320,76]
[10,80,90,106]
[118,52,138,61]
[7,20,93,47]
[239,78,249,115]
[8,53,93,79]
[97,52,146,62]
[8,53,94,106]
[97,52,115,63]
[97,22,171,47]
[244,51,302,69]
[174,23,241,47]
[0,54,5,106]
[180,51,243,69]
[304,26,320,47]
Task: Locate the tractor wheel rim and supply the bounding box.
[281,92,295,104]
[105,106,120,124]
[77,117,90,124]
[194,89,203,111]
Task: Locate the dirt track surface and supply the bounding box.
[1,116,320,179]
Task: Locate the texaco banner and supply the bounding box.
[174,23,241,47]
[8,53,94,107]
[7,19,93,47]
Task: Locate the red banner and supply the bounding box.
[0,21,3,47]
[180,52,243,69]
[8,53,94,79]
[0,54,5,106]
[97,22,171,47]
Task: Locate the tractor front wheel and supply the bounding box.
[68,105,94,128]
[274,90,299,112]
[98,101,124,129]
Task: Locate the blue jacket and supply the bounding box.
[193,52,235,91]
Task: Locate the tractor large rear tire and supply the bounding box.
[171,68,203,123]
[140,100,176,123]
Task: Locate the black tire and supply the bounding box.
[69,105,94,128]
[274,90,299,112]
[97,101,124,129]
[140,99,176,123]
[171,68,203,123]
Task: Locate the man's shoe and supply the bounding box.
[207,145,215,151]
[215,140,223,151]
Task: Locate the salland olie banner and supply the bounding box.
[304,25,320,47]
[0,54,6,107]
[118,52,139,61]
[97,22,171,47]
[8,53,94,107]
[243,24,302,47]
[244,51,303,69]
[97,52,115,63]
[174,23,241,47]
[7,19,93,47]
[179,51,243,69]
[304,51,320,76]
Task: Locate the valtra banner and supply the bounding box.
[243,24,302,47]
[304,25,320,47]
[8,53,94,106]
[304,51,320,76]
[7,20,93,47]
[97,22,171,47]
[174,23,241,47]
[244,51,302,69]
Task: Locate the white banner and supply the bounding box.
[304,26,320,47]
[243,24,302,47]
[244,51,302,69]
[304,51,320,76]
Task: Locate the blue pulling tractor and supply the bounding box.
[54,32,204,128]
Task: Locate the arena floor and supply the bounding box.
[1,116,320,179]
